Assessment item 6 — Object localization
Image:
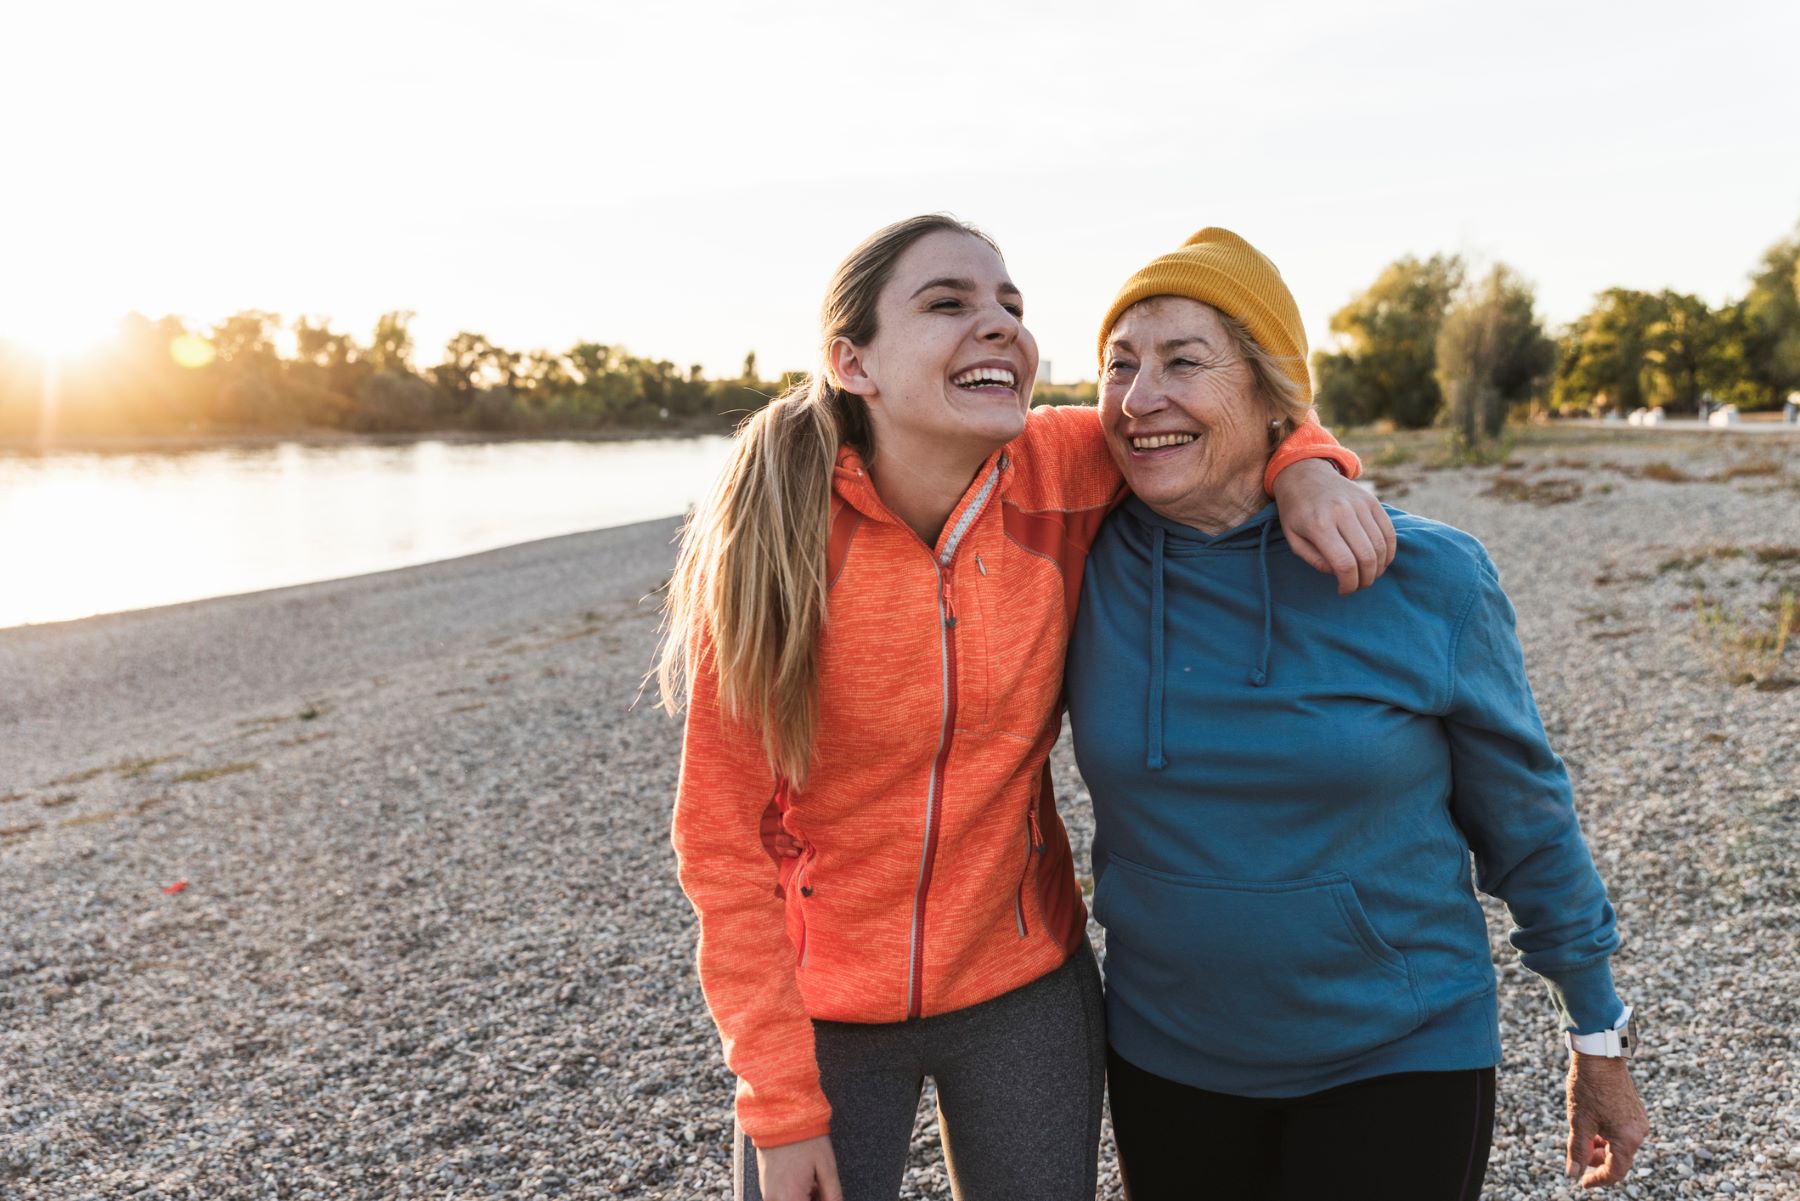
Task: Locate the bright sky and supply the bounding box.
[4,0,1798,383]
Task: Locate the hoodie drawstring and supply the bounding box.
[1252,520,1273,688]
[1145,509,1273,768]
[1147,524,1167,771]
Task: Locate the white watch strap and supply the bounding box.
[1567,1003,1632,1056]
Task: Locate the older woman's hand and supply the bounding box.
[1269,459,1397,595]
[1566,1055,1650,1188]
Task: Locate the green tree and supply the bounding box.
[1740,223,1800,408]
[286,316,362,428]
[1313,254,1464,429]
[350,370,436,432]
[430,332,531,428]
[210,310,280,369]
[366,310,416,375]
[433,331,505,399]
[565,342,639,421]
[567,341,620,383]
[1552,289,1662,414]
[516,350,576,412]
[1697,301,1766,407]
[294,316,358,370]
[1642,292,1720,413]
[209,310,284,427]
[1436,265,1554,445]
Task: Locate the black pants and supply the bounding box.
[1106,1046,1495,1201]
[736,946,1107,1201]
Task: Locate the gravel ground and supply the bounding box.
[3,427,1798,1200]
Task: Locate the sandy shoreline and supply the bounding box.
[4,431,1799,1199]
[0,518,684,790]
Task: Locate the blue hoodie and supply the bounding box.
[1065,496,1622,1098]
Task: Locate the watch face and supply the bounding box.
[1620,1011,1640,1059]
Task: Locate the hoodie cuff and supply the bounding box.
[1542,957,1625,1034]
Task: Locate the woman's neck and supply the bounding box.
[866,436,992,547]
[1158,472,1268,536]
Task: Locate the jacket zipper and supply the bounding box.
[1014,803,1044,937]
[907,559,957,1018]
[793,843,817,968]
[903,455,1005,1020]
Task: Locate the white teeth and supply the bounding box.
[951,367,1016,388]
[1131,433,1198,450]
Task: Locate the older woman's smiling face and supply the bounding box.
[1100,297,1277,533]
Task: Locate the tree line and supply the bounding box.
[1314,218,1800,440]
[0,313,1099,443]
[5,219,1793,444]
[0,312,804,441]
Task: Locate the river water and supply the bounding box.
[0,436,735,627]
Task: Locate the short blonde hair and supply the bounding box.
[1214,308,1310,444]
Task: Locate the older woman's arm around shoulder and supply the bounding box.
[1438,543,1649,1190]
[1265,413,1396,595]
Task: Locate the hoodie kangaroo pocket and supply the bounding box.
[1093,855,1425,1071]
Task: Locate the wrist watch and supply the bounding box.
[1567,1004,1636,1058]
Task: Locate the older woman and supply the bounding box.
[1064,229,1649,1198]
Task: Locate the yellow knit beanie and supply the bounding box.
[1096,227,1310,402]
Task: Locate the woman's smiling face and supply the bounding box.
[834,229,1039,460]
[1100,296,1275,530]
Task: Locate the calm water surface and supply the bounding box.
[0,437,734,627]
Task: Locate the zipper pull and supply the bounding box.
[975,552,987,577]
[942,566,957,630]
[1027,805,1044,853]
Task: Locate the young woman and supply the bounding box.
[658,214,1391,1201]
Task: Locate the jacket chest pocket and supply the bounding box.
[816,574,951,760]
[958,534,1069,737]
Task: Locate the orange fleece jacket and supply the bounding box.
[671,406,1358,1147]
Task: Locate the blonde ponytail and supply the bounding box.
[656,376,861,783]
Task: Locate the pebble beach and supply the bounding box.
[3,426,1798,1200]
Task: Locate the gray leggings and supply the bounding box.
[735,943,1106,1201]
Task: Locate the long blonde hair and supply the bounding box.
[656,214,1000,784]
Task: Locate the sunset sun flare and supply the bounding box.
[0,305,119,361]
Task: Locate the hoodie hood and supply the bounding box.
[1116,496,1285,770]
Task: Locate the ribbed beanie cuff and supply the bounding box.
[1097,227,1310,401]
